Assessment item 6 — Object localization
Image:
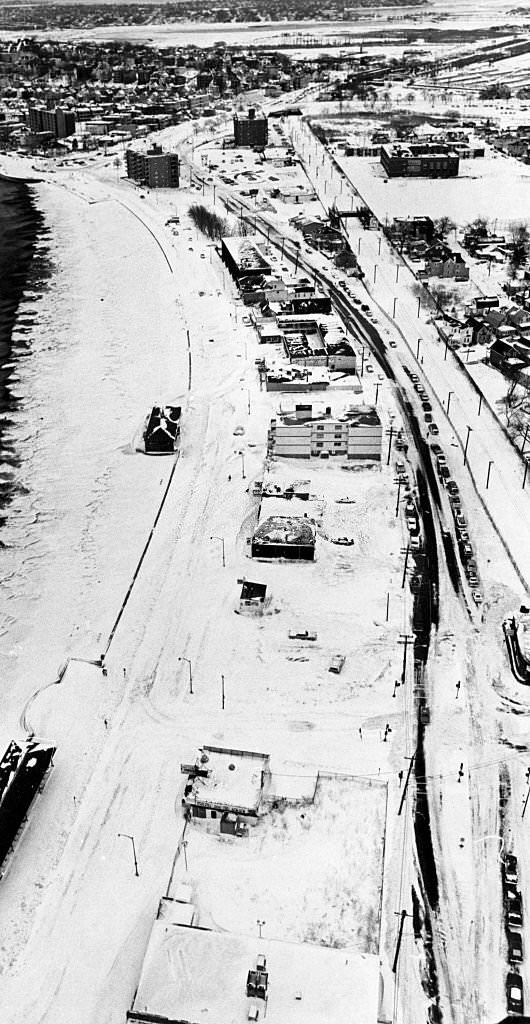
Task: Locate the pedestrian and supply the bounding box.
[398,769,404,787]
[359,727,363,741]
[228,474,232,481]
[104,718,108,729]
[456,680,461,698]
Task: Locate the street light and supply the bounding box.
[416,338,421,360]
[178,656,193,694]
[257,919,266,938]
[446,391,453,415]
[463,425,473,466]
[117,832,139,876]
[392,296,397,318]
[210,535,225,566]
[238,450,246,479]
[486,460,494,489]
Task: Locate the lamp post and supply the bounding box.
[373,264,378,284]
[238,450,246,479]
[178,656,193,694]
[117,833,139,877]
[523,457,530,490]
[210,535,225,566]
[416,338,421,360]
[486,460,494,489]
[257,919,266,938]
[375,381,381,405]
[463,425,472,467]
[446,390,453,416]
[396,265,400,284]
[392,296,397,318]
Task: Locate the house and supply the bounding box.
[389,216,435,247]
[423,243,469,281]
[144,405,181,454]
[237,579,267,615]
[181,745,271,826]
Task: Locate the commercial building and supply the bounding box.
[125,143,179,187]
[380,142,459,178]
[233,106,268,148]
[251,510,317,560]
[220,235,271,282]
[181,745,271,827]
[268,402,382,462]
[127,914,380,1024]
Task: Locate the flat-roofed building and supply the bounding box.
[268,402,382,461]
[233,106,268,148]
[127,916,380,1024]
[380,142,459,178]
[125,143,179,187]
[221,235,272,282]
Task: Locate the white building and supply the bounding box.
[268,402,382,462]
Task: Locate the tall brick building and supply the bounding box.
[125,144,179,188]
[233,107,268,149]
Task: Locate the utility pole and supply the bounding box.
[392,909,410,973]
[386,423,394,466]
[522,784,530,819]
[394,477,402,518]
[221,674,225,710]
[398,633,414,685]
[401,544,410,589]
[398,752,416,816]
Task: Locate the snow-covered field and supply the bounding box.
[338,151,530,230]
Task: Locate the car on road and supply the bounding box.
[507,971,524,1014]
[507,893,523,928]
[507,930,523,964]
[389,339,397,348]
[504,855,519,887]
[366,363,374,374]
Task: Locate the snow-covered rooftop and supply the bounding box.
[185,746,270,814]
[130,920,380,1024]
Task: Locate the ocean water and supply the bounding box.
[0,176,49,519]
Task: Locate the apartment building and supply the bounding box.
[125,143,179,187]
[233,106,268,148]
[268,402,382,461]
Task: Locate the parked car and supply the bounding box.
[439,465,451,482]
[447,480,459,497]
[431,443,443,456]
[422,401,432,412]
[389,340,397,348]
[366,363,374,374]
[242,315,252,325]
[429,423,440,436]
[471,590,482,605]
[410,373,419,384]
[455,513,467,530]
[507,893,523,928]
[424,412,433,424]
[506,971,524,1014]
[460,541,474,561]
[504,855,519,887]
[507,930,523,964]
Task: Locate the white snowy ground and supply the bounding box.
[0,116,529,1024]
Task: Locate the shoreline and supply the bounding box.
[0,175,48,518]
